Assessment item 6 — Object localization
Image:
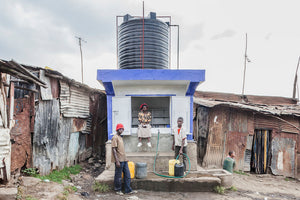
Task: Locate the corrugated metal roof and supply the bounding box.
[194,97,300,117]
[60,81,90,118]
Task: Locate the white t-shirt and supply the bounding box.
[172,127,188,147]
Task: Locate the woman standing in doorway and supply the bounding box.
[137,103,152,148]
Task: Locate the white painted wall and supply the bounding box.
[171,96,191,134]
[112,96,131,135]
[113,80,190,96]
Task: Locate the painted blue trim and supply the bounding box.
[97,69,205,82]
[187,95,194,141]
[186,82,201,96]
[103,82,115,96]
[107,95,113,140]
[125,94,176,97]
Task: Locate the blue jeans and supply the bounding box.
[114,161,132,193]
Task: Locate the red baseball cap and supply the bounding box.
[140,103,148,110]
[116,123,124,131]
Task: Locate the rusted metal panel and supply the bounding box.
[60,81,90,118]
[254,114,279,130]
[50,77,59,99]
[194,91,297,105]
[71,118,87,132]
[10,97,32,172]
[0,128,11,182]
[194,97,300,117]
[297,153,300,179]
[228,108,248,133]
[279,116,300,134]
[89,93,107,157]
[247,113,255,135]
[203,107,229,168]
[271,137,296,177]
[225,132,248,171]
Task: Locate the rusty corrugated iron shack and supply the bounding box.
[193,91,300,179]
[0,59,107,181]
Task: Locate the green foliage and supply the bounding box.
[25,196,38,200]
[62,190,69,196]
[213,186,225,195]
[228,186,238,191]
[37,165,82,183]
[22,168,38,177]
[93,182,110,193]
[233,170,249,176]
[16,186,23,200]
[64,185,78,193]
[284,177,290,181]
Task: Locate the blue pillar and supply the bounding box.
[187,95,194,141]
[107,95,113,140]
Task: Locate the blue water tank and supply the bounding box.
[118,12,169,69]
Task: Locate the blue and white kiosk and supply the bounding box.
[97,12,205,171]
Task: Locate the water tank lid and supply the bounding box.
[124,14,133,22]
[149,12,156,20]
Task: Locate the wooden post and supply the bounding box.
[9,82,14,129]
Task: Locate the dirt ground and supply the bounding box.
[3,160,300,200]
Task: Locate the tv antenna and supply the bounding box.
[75,36,87,83]
[292,56,300,99]
[242,33,251,97]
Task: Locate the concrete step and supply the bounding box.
[126,152,174,172]
[95,169,231,192]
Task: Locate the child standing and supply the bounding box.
[172,117,187,171]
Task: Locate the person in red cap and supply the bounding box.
[111,123,137,195]
[137,103,152,147]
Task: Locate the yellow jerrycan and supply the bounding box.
[169,159,180,176]
[122,161,135,179]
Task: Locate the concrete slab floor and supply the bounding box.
[95,169,232,192]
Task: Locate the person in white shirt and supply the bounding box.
[172,117,187,171]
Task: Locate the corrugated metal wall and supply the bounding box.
[203,106,229,168]
[60,81,90,118]
[271,137,296,177]
[0,128,11,181]
[33,99,73,175]
[198,105,299,178]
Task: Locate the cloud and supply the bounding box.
[181,23,205,50]
[211,29,236,40]
[265,33,272,40]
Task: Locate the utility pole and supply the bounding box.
[292,56,300,99]
[75,36,87,83]
[242,33,249,97]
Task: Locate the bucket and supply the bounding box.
[135,162,147,179]
[169,159,180,176]
[174,163,184,177]
[122,161,135,179]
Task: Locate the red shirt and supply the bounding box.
[177,128,181,134]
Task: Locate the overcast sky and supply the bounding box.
[1,0,300,98]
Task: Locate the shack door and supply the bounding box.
[171,96,190,133]
[112,96,131,135]
[251,129,271,174]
